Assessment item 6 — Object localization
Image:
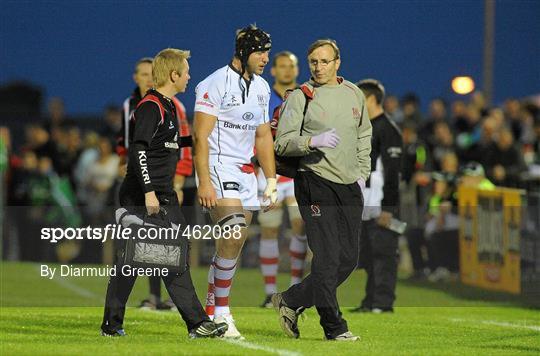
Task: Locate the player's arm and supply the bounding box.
[255,123,277,211]
[193,111,217,209]
[129,102,161,215]
[173,174,186,205]
[255,123,276,179]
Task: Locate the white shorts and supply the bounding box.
[277,180,295,202]
[201,164,260,211]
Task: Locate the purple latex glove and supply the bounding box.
[309,128,340,149]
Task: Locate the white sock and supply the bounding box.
[213,255,237,317]
[289,234,307,286]
[259,238,279,295]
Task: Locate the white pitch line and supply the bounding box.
[53,276,99,299]
[450,318,540,332]
[223,338,302,356]
[35,265,99,300]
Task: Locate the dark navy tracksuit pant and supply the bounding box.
[282,172,364,339]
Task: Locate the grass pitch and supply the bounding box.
[1,262,539,355]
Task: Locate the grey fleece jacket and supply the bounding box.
[275,78,372,184]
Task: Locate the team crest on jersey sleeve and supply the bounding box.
[257,94,267,107]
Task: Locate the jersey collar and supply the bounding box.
[146,89,175,111]
[228,61,253,82]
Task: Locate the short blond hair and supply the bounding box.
[307,39,340,59]
[152,48,191,87]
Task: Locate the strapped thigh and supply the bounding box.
[216,212,247,228]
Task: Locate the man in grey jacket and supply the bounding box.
[271,39,372,341]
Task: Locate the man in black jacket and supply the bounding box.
[117,57,193,311]
[101,48,226,338]
[353,79,403,313]
[482,126,526,188]
[116,57,153,159]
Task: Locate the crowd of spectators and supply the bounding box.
[3,99,123,262]
[1,92,539,277]
[393,92,540,282]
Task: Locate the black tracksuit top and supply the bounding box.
[122,89,181,198]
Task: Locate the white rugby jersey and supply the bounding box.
[194,64,271,166]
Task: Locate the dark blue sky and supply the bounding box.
[2,0,539,116]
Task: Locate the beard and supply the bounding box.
[246,62,265,76]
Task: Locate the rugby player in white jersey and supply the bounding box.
[256,51,307,308]
[193,25,277,339]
